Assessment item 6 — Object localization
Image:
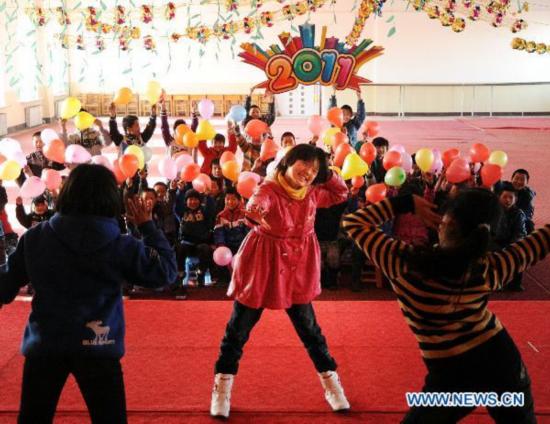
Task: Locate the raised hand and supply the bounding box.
[125,196,153,227]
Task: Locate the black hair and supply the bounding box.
[32,195,47,205]
[184,189,202,201]
[341,104,353,114]
[173,119,186,132]
[122,115,139,133]
[276,143,329,185]
[213,133,226,143]
[512,168,530,182]
[141,187,157,197]
[211,159,220,167]
[33,131,42,138]
[56,164,121,218]
[249,104,260,110]
[372,137,389,148]
[281,131,295,140]
[224,186,241,200]
[153,181,168,190]
[407,188,501,281]
[498,181,517,196]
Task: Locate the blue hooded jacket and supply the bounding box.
[0,214,177,358]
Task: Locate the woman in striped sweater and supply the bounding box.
[343,188,548,423]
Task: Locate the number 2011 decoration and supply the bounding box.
[239,24,384,94]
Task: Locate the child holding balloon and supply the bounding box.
[210,144,350,419]
[60,112,112,156]
[243,89,276,128]
[109,102,157,154]
[159,92,199,158]
[197,124,238,174]
[329,90,365,150]
[16,132,65,187]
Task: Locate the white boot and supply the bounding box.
[210,373,234,418]
[318,371,350,412]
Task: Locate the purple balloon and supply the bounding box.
[198,99,215,120]
[401,152,413,173]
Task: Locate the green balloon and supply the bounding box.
[384,167,406,187]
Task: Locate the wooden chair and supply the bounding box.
[139,99,153,117]
[189,95,203,115]
[101,94,114,117]
[162,95,173,115]
[223,95,243,116]
[172,95,190,117]
[207,94,225,116]
[84,94,102,116]
[127,95,139,116]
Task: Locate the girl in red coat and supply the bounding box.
[210,144,350,418]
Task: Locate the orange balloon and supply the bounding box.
[351,176,365,189]
[237,177,258,199]
[469,143,490,163]
[327,107,343,128]
[221,160,240,182]
[175,133,184,146]
[442,148,460,169]
[176,124,190,137]
[480,164,502,187]
[366,183,387,203]
[260,138,280,162]
[334,143,353,168]
[366,121,379,137]
[112,159,126,185]
[359,142,376,165]
[0,153,6,165]
[245,119,269,139]
[44,139,66,163]
[220,151,236,165]
[181,163,201,182]
[183,131,199,148]
[383,151,402,171]
[119,154,139,178]
[332,132,349,149]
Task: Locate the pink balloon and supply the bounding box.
[158,156,177,180]
[13,150,28,167]
[389,144,406,154]
[430,158,443,174]
[192,173,212,193]
[91,155,113,170]
[65,144,91,164]
[307,115,323,136]
[174,153,193,172]
[213,246,233,266]
[20,176,46,198]
[401,152,413,173]
[432,148,442,162]
[41,169,62,191]
[198,99,215,120]
[238,171,261,184]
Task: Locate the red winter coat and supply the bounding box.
[228,173,348,309]
[197,133,238,174]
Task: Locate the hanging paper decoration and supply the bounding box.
[76,35,85,50]
[142,5,153,24]
[119,34,130,51]
[96,37,106,52]
[261,11,274,26]
[511,19,527,33]
[171,33,182,42]
[226,0,239,11]
[144,35,156,51]
[115,6,127,26]
[61,34,70,49]
[85,7,99,32]
[56,7,70,25]
[244,17,255,33]
[512,38,549,54]
[165,2,176,20]
[30,6,49,26]
[239,24,384,94]
[346,0,386,47]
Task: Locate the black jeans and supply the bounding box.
[215,301,337,375]
[402,330,536,424]
[19,356,127,424]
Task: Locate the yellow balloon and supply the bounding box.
[196,120,216,140]
[125,145,145,170]
[60,97,81,120]
[341,153,369,180]
[322,127,341,146]
[0,160,22,181]
[74,111,95,131]
[488,150,508,168]
[114,87,133,105]
[415,148,435,173]
[145,81,162,105]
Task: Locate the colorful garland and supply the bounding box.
[345,0,386,46]
[512,37,549,54]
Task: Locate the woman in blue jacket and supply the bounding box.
[0,164,177,424]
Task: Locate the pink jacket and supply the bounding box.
[228,173,348,309]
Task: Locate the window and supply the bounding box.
[15,12,39,102]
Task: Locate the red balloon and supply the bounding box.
[446,158,471,184]
[359,142,377,164]
[366,183,387,203]
[366,121,379,137]
[260,138,279,162]
[442,148,460,169]
[383,150,402,171]
[332,132,349,149]
[480,164,503,187]
[219,151,236,166]
[181,163,201,182]
[469,143,490,163]
[112,159,126,185]
[351,176,365,189]
[334,143,353,168]
[245,119,268,139]
[119,154,139,178]
[237,177,258,199]
[327,107,344,128]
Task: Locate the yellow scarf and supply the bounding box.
[276,172,308,201]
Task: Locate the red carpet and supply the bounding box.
[0,300,549,423]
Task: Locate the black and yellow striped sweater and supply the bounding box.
[343,196,550,361]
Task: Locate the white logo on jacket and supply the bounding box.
[82,320,115,346]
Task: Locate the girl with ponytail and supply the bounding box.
[343,188,549,423]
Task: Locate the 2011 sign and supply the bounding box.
[239,24,384,94]
[266,49,356,93]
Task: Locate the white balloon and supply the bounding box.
[142,146,153,162]
[65,144,92,164]
[12,150,28,167]
[174,153,193,172]
[0,138,23,157]
[266,161,277,177]
[20,176,46,199]
[158,156,177,180]
[41,128,60,144]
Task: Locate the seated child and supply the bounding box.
[15,195,54,229]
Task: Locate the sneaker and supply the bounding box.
[210,373,234,418]
[318,371,350,412]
